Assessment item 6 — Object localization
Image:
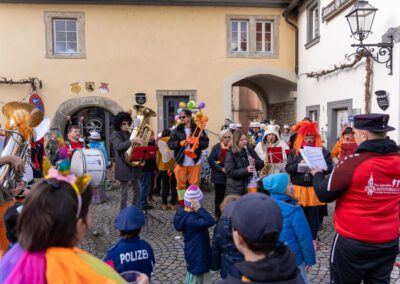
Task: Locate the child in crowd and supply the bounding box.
[211,195,244,279]
[173,185,216,284]
[219,193,304,284]
[104,205,155,280]
[262,173,315,284]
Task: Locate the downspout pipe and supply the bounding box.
[283,0,305,75]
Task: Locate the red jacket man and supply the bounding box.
[311,113,400,284]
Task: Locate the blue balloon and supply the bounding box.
[177,108,182,114]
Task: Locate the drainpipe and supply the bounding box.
[284,16,298,75]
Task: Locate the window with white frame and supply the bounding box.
[256,21,273,53]
[53,19,78,54]
[227,15,279,58]
[230,21,249,52]
[306,3,320,47]
[44,12,86,59]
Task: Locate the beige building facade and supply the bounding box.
[0,0,296,153]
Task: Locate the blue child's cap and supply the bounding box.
[262,173,289,195]
[115,206,145,231]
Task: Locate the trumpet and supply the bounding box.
[184,115,208,159]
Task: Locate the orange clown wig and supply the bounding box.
[292,120,322,155]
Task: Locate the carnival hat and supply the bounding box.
[115,206,145,231]
[354,113,395,132]
[231,193,282,241]
[89,131,101,140]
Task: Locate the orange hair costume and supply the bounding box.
[292,121,322,155]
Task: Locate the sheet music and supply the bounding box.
[33,116,50,142]
[299,146,327,171]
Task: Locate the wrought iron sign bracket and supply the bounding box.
[0,77,43,91]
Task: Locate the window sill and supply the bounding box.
[305,36,320,49]
[228,52,278,59]
[45,53,86,59]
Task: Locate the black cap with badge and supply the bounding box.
[353,113,395,133]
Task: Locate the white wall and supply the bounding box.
[297,0,400,143]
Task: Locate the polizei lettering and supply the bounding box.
[120,250,149,264]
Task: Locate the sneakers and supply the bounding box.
[161,204,170,210]
[170,205,177,210]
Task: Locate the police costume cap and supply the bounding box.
[353,113,395,132]
[115,205,145,231]
[231,193,282,241]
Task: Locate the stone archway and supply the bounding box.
[224,66,297,127]
[51,96,124,131]
[224,66,297,119]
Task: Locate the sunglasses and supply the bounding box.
[179,116,188,119]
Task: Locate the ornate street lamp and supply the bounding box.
[345,0,393,75]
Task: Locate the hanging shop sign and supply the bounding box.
[375,90,389,111]
[29,92,45,114]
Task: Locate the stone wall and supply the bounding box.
[267,100,296,128]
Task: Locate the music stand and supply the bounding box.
[143,206,163,231]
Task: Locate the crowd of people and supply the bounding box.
[0,108,399,284]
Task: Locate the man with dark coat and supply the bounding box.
[168,109,209,206]
[311,113,400,284]
[111,112,144,210]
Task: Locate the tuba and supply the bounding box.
[124,105,156,167]
[0,102,43,204]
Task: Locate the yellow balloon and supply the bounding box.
[179,102,187,108]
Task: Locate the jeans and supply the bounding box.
[119,174,142,210]
[160,170,177,205]
[140,171,152,209]
[298,264,311,284]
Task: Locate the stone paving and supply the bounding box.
[81,186,400,284]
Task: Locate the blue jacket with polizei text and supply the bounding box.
[104,236,155,278]
[173,207,216,275]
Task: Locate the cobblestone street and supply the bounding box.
[81,186,400,284]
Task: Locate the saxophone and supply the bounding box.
[124,105,156,167]
[0,102,43,204]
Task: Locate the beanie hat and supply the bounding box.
[262,173,289,195]
[184,185,203,208]
[263,124,281,142]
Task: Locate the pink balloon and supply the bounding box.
[175,114,180,121]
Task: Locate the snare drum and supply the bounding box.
[70,148,106,188]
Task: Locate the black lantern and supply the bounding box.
[345,0,377,42]
[345,1,394,75]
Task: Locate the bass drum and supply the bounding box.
[70,149,106,188]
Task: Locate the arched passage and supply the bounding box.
[224,66,297,128]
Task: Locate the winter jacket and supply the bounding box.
[209,143,228,185]
[254,130,289,174]
[173,207,216,275]
[211,203,244,278]
[168,122,209,166]
[224,148,264,196]
[111,130,140,181]
[271,195,316,266]
[217,245,305,284]
[285,147,333,187]
[313,138,400,244]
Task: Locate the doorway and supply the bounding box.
[163,96,189,130]
[327,99,352,150]
[65,107,116,158]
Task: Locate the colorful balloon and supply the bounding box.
[177,108,182,114]
[179,102,187,108]
[187,100,196,109]
[175,114,180,121]
[197,102,205,109]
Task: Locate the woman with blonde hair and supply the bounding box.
[209,129,232,219]
[224,130,264,196]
